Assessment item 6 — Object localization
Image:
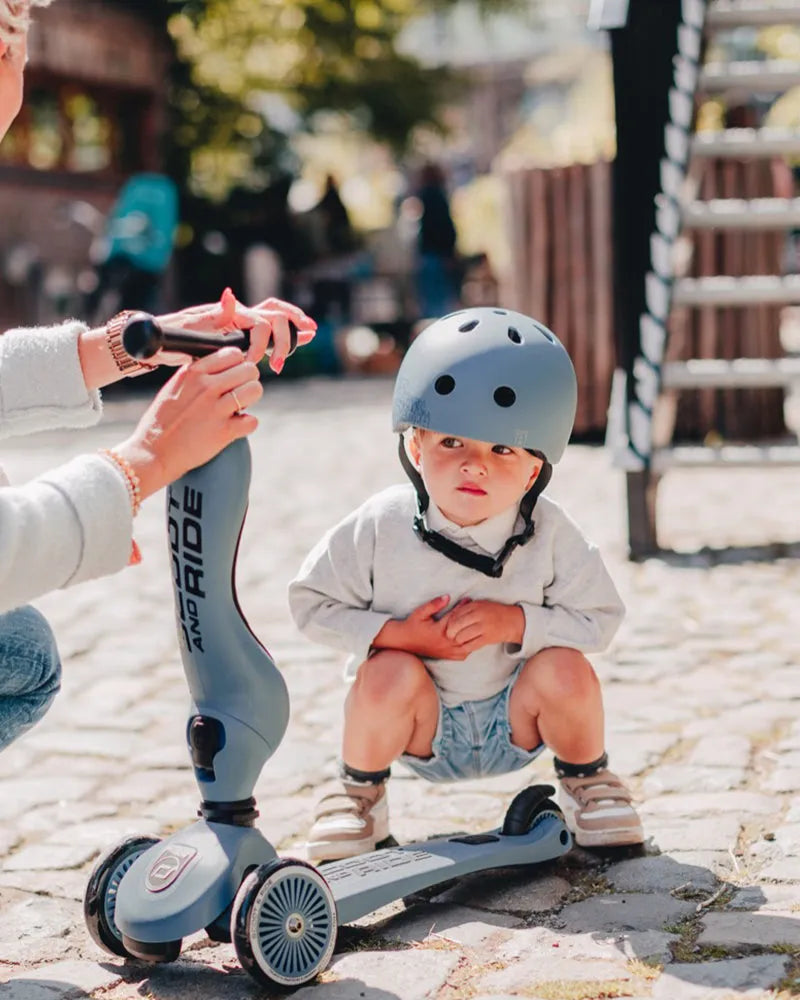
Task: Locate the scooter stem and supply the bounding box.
[168,439,289,813]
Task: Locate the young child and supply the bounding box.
[289,307,642,862]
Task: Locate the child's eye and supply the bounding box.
[492,445,513,455]
[441,437,462,449]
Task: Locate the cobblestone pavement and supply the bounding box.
[0,377,798,1000]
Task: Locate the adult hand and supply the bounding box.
[372,595,474,661]
[443,599,525,651]
[113,347,262,501]
[152,288,317,372]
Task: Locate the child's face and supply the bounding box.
[408,429,543,527]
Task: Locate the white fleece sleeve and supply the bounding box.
[288,505,393,664]
[0,453,133,613]
[515,516,625,656]
[0,321,102,438]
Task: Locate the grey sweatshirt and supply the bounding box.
[0,321,132,613]
[289,484,624,707]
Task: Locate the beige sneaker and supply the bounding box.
[306,779,389,863]
[557,769,644,847]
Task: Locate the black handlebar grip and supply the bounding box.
[122,312,299,361]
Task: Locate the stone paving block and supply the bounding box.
[642,766,746,796]
[477,956,637,995]
[297,949,463,1000]
[0,869,88,902]
[605,732,680,777]
[44,816,163,849]
[766,768,800,793]
[0,779,96,823]
[698,910,800,948]
[21,729,147,761]
[639,791,778,819]
[730,884,800,911]
[605,855,718,894]
[651,954,789,999]
[687,736,752,769]
[428,869,572,914]
[758,857,800,882]
[12,802,118,840]
[489,924,677,965]
[645,815,743,853]
[0,960,122,998]
[558,893,695,934]
[3,841,99,873]
[0,897,80,964]
[375,902,523,947]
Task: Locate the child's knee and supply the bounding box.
[0,605,62,698]
[522,647,599,703]
[352,650,429,709]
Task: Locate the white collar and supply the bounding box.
[424,501,522,556]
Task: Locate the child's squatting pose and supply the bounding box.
[289,308,643,862]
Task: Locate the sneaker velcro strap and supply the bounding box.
[314,793,372,820]
[578,785,633,805]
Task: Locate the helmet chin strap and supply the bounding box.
[397,437,552,578]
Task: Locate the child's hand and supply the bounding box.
[443,599,525,651]
[372,595,474,661]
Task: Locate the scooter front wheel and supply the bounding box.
[84,835,160,958]
[501,783,564,836]
[231,858,338,991]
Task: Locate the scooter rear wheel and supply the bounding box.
[231,858,338,991]
[83,835,160,958]
[501,783,564,836]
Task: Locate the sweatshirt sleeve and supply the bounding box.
[288,502,393,664]
[0,453,133,614]
[0,320,102,438]
[514,513,625,657]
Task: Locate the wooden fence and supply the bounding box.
[501,158,789,440]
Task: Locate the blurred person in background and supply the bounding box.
[0,0,317,752]
[415,162,460,320]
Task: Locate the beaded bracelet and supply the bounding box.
[100,448,142,517]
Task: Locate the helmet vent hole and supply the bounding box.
[435,375,455,395]
[507,327,522,344]
[493,386,516,408]
[458,319,479,332]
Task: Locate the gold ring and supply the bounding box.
[231,388,244,413]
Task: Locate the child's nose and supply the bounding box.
[461,450,487,473]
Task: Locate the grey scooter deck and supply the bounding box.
[324,813,571,924]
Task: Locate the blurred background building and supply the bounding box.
[1,0,799,462]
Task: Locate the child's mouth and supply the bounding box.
[457,484,487,495]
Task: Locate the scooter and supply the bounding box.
[83,315,573,991]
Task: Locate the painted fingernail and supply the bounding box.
[273,357,285,374]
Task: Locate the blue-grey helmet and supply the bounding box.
[392,307,577,463]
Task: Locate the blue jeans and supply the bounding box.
[0,606,62,752]
[400,667,544,783]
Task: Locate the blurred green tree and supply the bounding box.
[158,0,522,197]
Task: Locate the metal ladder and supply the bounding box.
[606,0,800,556]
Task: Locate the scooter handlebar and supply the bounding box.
[122,312,298,361]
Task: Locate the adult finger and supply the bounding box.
[266,316,291,373]
[190,346,247,375]
[220,379,263,416]
[252,296,315,324]
[202,359,262,398]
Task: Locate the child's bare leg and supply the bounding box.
[507,646,604,760]
[342,650,440,770]
[307,651,439,862]
[508,646,643,847]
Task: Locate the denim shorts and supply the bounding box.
[0,605,62,753]
[399,666,544,783]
